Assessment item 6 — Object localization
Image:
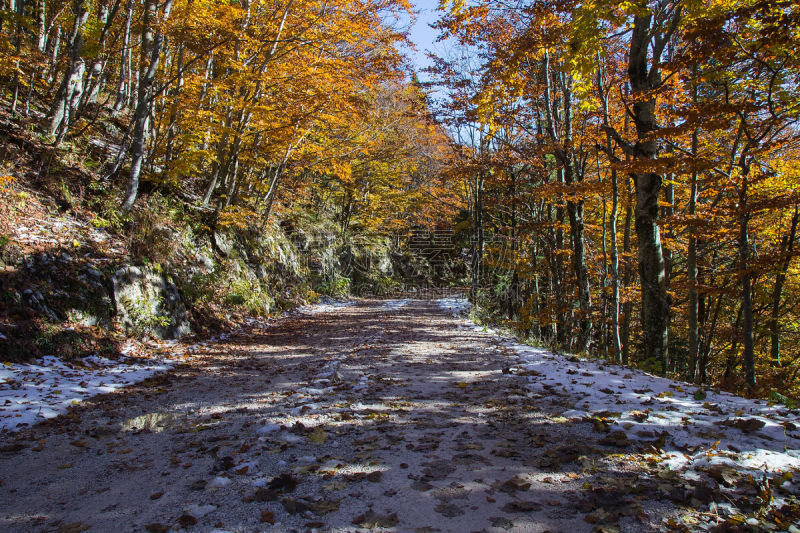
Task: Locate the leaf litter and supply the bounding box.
[0,299,798,531]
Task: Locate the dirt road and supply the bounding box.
[0,300,701,532]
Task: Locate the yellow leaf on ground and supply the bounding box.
[308,427,326,444]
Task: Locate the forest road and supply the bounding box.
[0,300,673,533]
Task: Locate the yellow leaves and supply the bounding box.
[0,175,15,191]
[307,426,327,444]
[617,1,639,14]
[218,206,258,230]
[447,0,467,15]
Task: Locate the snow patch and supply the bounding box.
[208,476,232,488]
[457,313,800,478]
[382,298,410,310]
[298,298,355,315]
[518,348,799,474]
[184,503,216,517]
[436,297,472,317]
[257,423,282,434]
[0,355,173,432]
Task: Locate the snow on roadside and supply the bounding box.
[509,341,800,472]
[382,298,410,310]
[436,297,472,317]
[296,298,355,315]
[1,298,358,434]
[0,355,172,432]
[441,297,800,480]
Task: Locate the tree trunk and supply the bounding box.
[470,170,484,303]
[82,0,121,108]
[688,124,700,380]
[203,107,233,206]
[600,158,609,360]
[620,183,634,366]
[598,82,622,363]
[9,0,25,116]
[112,0,134,114]
[695,290,717,385]
[738,167,755,390]
[567,189,591,351]
[555,202,567,346]
[628,10,670,371]
[163,43,184,165]
[543,54,591,351]
[769,206,799,367]
[507,169,519,320]
[121,0,174,211]
[722,306,742,381]
[47,0,90,139]
[37,0,47,52]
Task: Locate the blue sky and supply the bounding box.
[402,3,447,82]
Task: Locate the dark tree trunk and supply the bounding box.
[9,0,25,116]
[598,68,622,363]
[688,130,700,380]
[769,206,799,367]
[628,9,671,371]
[543,53,591,351]
[470,170,484,303]
[738,166,755,390]
[620,182,635,365]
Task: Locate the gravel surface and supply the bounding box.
[0,300,785,532]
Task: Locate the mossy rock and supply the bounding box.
[112,265,190,340]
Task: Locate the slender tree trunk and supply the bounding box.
[608,165,621,363]
[262,165,282,221]
[567,183,591,351]
[46,24,60,85]
[600,157,609,360]
[48,0,90,140]
[471,170,484,303]
[37,0,47,52]
[542,54,591,350]
[724,306,744,381]
[598,65,621,363]
[530,235,541,337]
[163,44,184,165]
[112,0,134,114]
[554,202,567,346]
[697,292,720,384]
[9,0,25,116]
[121,0,174,211]
[620,184,634,365]
[738,165,755,390]
[769,206,799,367]
[688,127,701,380]
[82,0,121,108]
[203,108,233,206]
[508,169,519,320]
